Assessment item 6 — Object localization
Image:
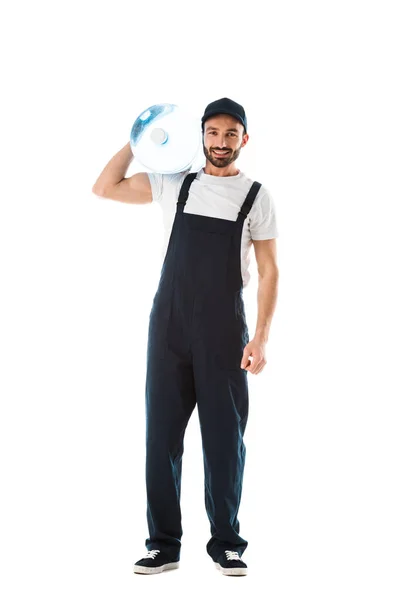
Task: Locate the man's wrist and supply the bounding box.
[254,329,269,344]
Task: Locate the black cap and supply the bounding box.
[201,97,247,133]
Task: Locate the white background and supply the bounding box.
[1,0,399,597]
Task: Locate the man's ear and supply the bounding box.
[242,133,249,147]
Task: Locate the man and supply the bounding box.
[92,98,279,576]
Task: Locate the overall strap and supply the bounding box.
[177,172,198,213]
[236,181,262,224]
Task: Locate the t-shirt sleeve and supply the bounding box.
[249,188,279,240]
[147,172,164,203]
[146,170,191,204]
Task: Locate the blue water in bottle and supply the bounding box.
[130,103,204,174]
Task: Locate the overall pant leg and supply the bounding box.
[144,303,196,561]
[192,341,249,562]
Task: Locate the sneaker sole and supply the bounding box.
[214,562,247,576]
[133,561,179,575]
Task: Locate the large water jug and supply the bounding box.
[130,103,204,174]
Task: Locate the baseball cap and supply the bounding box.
[201,97,247,133]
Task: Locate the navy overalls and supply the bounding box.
[144,171,262,562]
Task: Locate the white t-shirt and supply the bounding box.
[147,167,278,288]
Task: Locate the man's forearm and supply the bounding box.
[254,270,279,344]
[92,142,134,194]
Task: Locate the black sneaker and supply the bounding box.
[214,550,247,576]
[133,549,179,575]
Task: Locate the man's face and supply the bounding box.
[203,114,248,168]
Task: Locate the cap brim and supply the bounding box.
[202,110,246,130]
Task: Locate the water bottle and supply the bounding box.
[130,103,204,174]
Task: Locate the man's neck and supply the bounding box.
[203,164,240,177]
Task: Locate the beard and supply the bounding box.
[203,143,241,168]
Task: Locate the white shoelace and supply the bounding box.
[142,549,160,560]
[225,550,242,561]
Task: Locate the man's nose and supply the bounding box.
[215,136,229,148]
